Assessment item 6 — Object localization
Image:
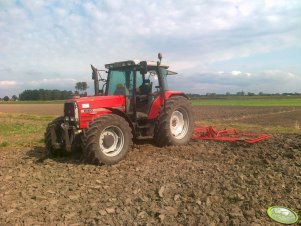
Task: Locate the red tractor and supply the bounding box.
[45,54,194,165]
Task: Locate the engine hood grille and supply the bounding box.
[64,102,75,117]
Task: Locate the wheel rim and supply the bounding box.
[99,126,124,157]
[170,108,189,139]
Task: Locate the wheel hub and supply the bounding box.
[99,126,124,157]
[103,134,114,149]
[170,109,189,140]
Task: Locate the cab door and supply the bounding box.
[106,68,135,116]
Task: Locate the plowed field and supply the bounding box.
[0,105,301,225]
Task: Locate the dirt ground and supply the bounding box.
[0,105,301,225]
[193,106,301,128]
[0,104,63,115]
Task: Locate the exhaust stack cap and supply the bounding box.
[158,53,162,63]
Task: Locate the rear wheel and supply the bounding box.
[84,114,133,165]
[154,96,193,146]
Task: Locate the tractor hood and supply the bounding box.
[65,95,126,129]
[69,95,125,111]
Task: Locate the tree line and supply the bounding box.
[18,89,74,101]
[0,95,17,101]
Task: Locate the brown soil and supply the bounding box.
[193,106,301,126]
[0,104,63,115]
[0,105,301,225]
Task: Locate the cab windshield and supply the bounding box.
[106,67,169,96]
[106,68,134,96]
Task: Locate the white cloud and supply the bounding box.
[231,71,242,76]
[29,78,77,86]
[0,80,17,87]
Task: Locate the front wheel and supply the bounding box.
[154,96,194,146]
[44,116,66,157]
[84,114,133,165]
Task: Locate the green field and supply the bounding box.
[192,96,301,106]
[0,113,55,148]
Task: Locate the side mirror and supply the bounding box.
[140,61,148,74]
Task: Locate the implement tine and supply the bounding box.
[193,126,271,143]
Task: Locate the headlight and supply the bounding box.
[74,102,79,126]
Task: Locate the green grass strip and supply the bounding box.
[192,98,301,106]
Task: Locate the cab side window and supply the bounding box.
[136,71,144,90]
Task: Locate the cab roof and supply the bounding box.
[105,60,169,69]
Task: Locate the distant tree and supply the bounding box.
[12,95,18,101]
[206,93,216,96]
[226,92,231,96]
[75,82,82,94]
[75,82,89,96]
[82,82,88,93]
[247,92,255,96]
[185,93,201,98]
[236,91,245,96]
[3,96,9,101]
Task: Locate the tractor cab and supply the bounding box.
[92,56,177,121]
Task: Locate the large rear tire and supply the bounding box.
[154,96,194,147]
[44,116,67,157]
[84,114,133,165]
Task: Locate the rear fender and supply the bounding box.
[148,91,188,119]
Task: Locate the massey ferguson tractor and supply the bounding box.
[45,54,194,165]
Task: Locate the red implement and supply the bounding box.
[192,126,271,143]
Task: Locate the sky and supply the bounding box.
[0,0,301,97]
